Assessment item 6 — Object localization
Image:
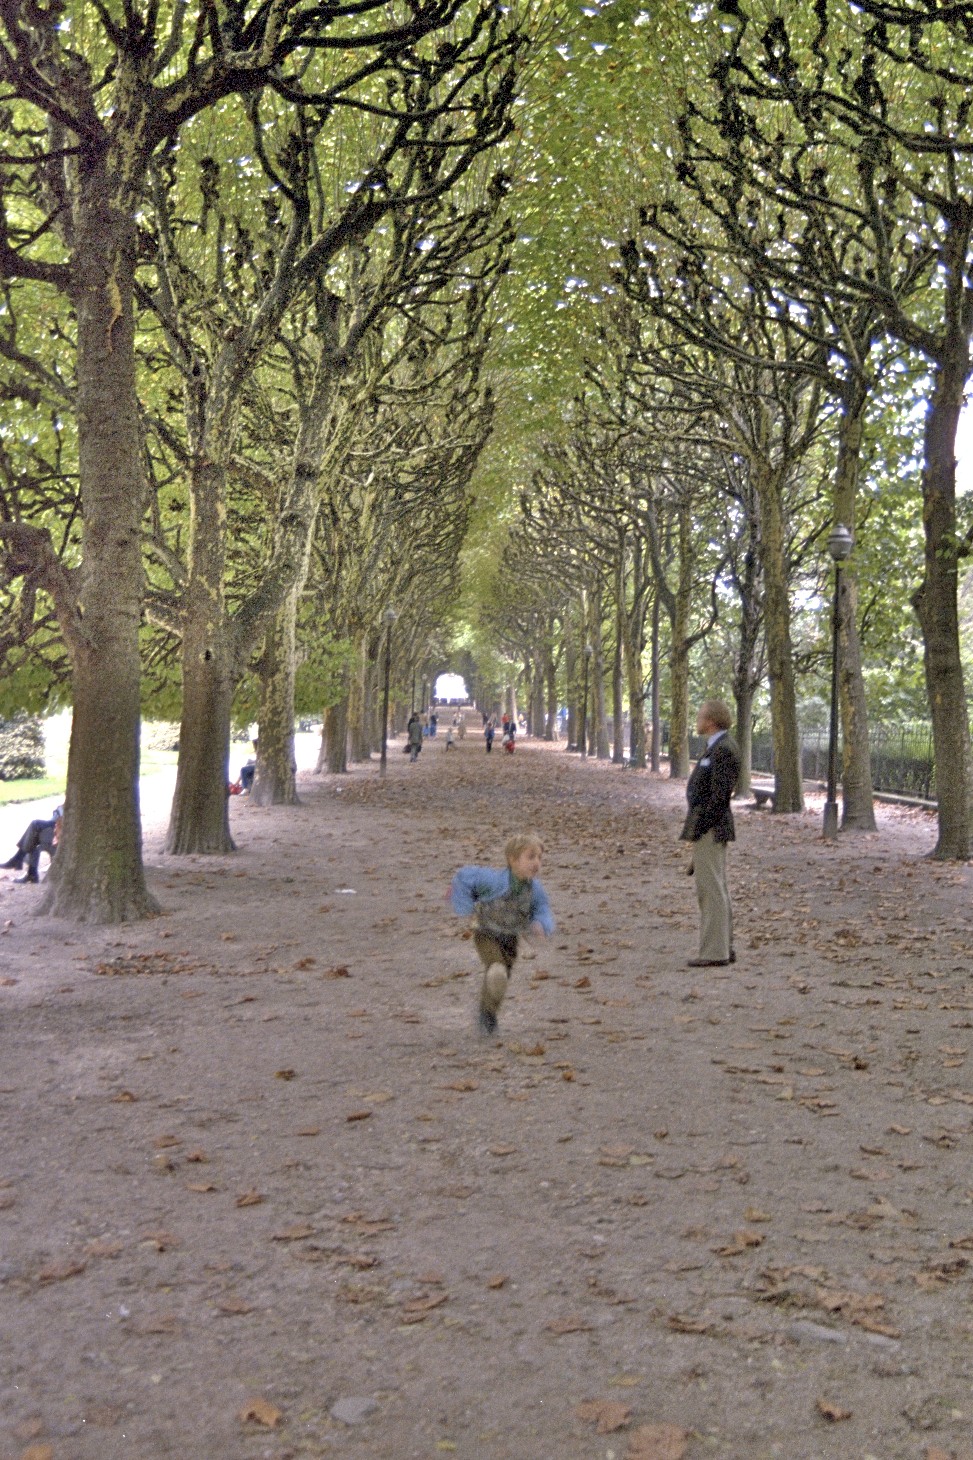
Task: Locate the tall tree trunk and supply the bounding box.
[731,512,761,799]
[591,588,610,759]
[612,555,625,763]
[623,587,648,771]
[650,593,661,773]
[834,381,876,830]
[348,640,371,763]
[530,657,545,738]
[733,683,754,798]
[252,586,300,806]
[914,341,973,858]
[42,194,157,921]
[667,507,693,778]
[545,646,558,740]
[324,695,350,774]
[565,634,578,749]
[756,465,803,812]
[166,457,234,853]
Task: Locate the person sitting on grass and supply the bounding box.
[450,832,554,1036]
[2,805,63,884]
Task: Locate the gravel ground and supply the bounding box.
[1,731,972,1460]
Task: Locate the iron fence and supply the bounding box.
[736,723,937,802]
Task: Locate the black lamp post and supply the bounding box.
[823,524,854,840]
[379,607,397,780]
[580,643,593,760]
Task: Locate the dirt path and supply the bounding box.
[1,736,972,1460]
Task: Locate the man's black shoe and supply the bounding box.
[15,871,38,884]
[478,1008,498,1036]
[2,854,23,870]
[687,958,729,967]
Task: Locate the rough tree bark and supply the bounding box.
[755,462,803,813]
[348,639,371,763]
[834,379,876,831]
[324,694,350,774]
[544,642,559,740]
[590,587,610,759]
[666,505,694,778]
[914,332,973,859]
[40,183,158,921]
[252,586,300,807]
[166,451,235,854]
[612,551,626,763]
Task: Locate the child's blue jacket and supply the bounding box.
[450,866,555,934]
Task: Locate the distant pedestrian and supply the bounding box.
[680,699,740,967]
[450,833,554,1035]
[429,713,438,738]
[407,714,423,762]
[485,719,495,753]
[445,726,455,751]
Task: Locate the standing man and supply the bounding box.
[680,699,740,968]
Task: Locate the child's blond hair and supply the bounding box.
[504,832,544,864]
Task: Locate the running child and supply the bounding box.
[450,833,554,1035]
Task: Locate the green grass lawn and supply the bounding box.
[0,747,178,806]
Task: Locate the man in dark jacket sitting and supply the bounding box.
[2,805,62,883]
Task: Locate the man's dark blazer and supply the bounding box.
[680,733,740,844]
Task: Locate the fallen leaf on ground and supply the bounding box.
[576,1398,632,1433]
[21,1445,54,1460]
[340,1212,395,1234]
[626,1422,691,1459]
[235,1190,265,1208]
[486,1273,508,1288]
[346,1109,372,1121]
[323,965,351,978]
[401,1292,448,1322]
[135,1313,180,1335]
[816,1398,852,1422]
[86,1239,123,1258]
[140,1230,180,1251]
[546,1314,594,1334]
[239,1397,281,1428]
[666,1313,715,1334]
[215,1296,252,1314]
[714,1230,765,1256]
[440,1080,479,1092]
[272,1223,316,1242]
[37,1258,87,1282]
[274,1068,296,1080]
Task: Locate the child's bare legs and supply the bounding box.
[473,931,517,1034]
